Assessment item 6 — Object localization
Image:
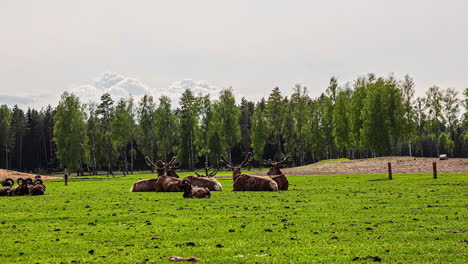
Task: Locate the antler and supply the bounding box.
[156,160,165,167]
[195,162,218,177]
[167,156,177,166]
[263,159,274,166]
[163,156,180,169]
[220,155,233,168]
[208,168,218,177]
[240,152,253,168]
[145,156,157,168]
[264,155,289,167]
[277,155,290,165]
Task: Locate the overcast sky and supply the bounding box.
[0,0,467,108]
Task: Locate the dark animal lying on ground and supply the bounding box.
[9,178,32,196]
[0,178,14,196]
[29,179,46,196]
[264,156,290,190]
[179,178,211,198]
[221,152,278,192]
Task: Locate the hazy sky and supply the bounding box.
[1,0,467,108]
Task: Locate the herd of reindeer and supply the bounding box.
[130,152,290,198]
[0,152,288,199]
[0,176,46,196]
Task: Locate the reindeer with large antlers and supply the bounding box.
[186,161,223,191]
[162,156,180,178]
[130,156,183,192]
[221,152,278,191]
[264,155,289,190]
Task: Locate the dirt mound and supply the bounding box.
[257,157,468,175]
[0,169,61,181]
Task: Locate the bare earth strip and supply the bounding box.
[255,157,468,176]
[0,169,61,181]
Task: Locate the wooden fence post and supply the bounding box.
[433,162,437,179]
[388,162,392,180]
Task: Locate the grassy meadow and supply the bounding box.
[1,172,467,263]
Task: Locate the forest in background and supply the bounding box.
[0,73,467,175]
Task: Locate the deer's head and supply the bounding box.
[144,156,166,176]
[221,152,252,176]
[264,155,289,176]
[164,156,180,178]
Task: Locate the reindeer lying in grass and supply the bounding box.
[131,156,223,192]
[222,152,278,191]
[130,156,183,192]
[178,178,211,198]
[188,161,222,191]
[0,178,14,196]
[264,156,289,190]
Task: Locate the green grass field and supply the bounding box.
[1,172,467,263]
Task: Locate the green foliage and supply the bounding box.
[178,89,200,169]
[333,88,352,153]
[137,95,156,159]
[239,97,255,155]
[251,102,268,162]
[155,96,176,161]
[438,132,454,155]
[266,87,285,158]
[1,173,466,263]
[0,105,12,168]
[218,88,241,160]
[53,92,88,171]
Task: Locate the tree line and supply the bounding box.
[0,73,467,174]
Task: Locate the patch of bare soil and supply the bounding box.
[257,157,468,175]
[0,169,61,181]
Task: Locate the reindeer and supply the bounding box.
[178,178,211,198]
[130,156,183,192]
[264,156,289,190]
[163,156,180,178]
[186,161,223,191]
[221,152,278,191]
[0,178,14,196]
[29,179,46,196]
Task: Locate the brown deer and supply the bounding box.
[130,156,183,192]
[188,161,223,191]
[264,156,289,190]
[163,156,180,178]
[178,178,211,198]
[221,152,278,191]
